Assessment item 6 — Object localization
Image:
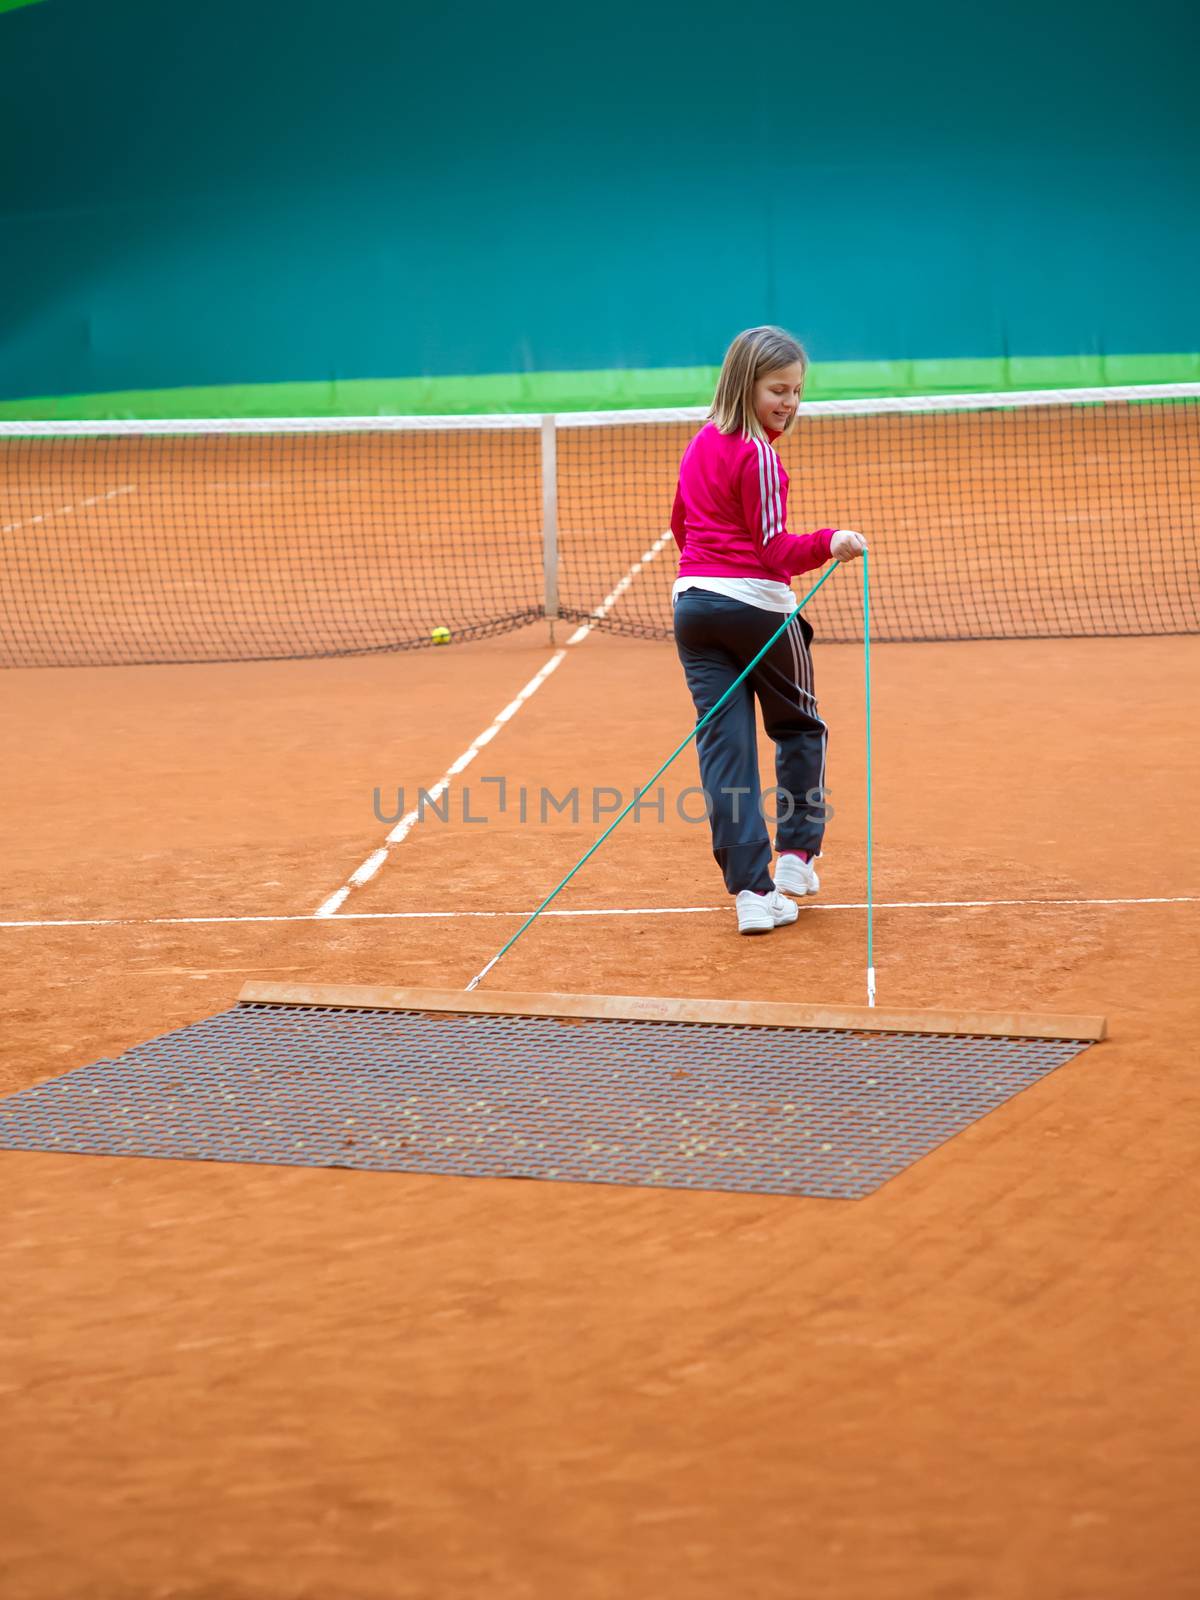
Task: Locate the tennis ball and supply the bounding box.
[431,626,451,646]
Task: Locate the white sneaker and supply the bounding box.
[774,853,820,897]
[735,888,800,935]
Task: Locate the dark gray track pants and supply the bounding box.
[673,588,828,896]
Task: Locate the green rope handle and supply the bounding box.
[466,562,843,990]
[863,549,875,1007]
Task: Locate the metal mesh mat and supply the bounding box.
[0,1003,1095,1199]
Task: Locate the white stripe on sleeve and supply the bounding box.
[754,439,775,543]
[768,448,784,537]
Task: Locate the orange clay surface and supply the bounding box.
[2,626,1199,1599]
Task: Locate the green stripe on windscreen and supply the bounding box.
[0,0,48,16]
[0,352,1196,422]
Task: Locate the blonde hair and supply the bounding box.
[709,325,808,441]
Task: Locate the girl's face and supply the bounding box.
[753,361,805,434]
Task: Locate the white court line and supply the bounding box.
[1,483,136,536]
[3,895,1197,931]
[313,528,677,918]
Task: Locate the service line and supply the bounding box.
[1,483,136,536]
[2,895,1197,931]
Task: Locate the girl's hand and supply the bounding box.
[830,529,868,562]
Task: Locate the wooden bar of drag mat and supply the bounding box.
[238,982,1106,1042]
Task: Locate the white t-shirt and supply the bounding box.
[672,575,797,615]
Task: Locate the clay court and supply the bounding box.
[5,0,1199,1588]
[3,517,1199,1596]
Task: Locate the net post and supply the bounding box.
[541,414,559,643]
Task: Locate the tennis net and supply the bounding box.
[2,384,1197,667]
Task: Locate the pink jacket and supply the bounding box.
[670,421,835,581]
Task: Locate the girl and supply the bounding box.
[670,326,867,935]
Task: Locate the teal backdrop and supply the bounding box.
[1,0,1197,413]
